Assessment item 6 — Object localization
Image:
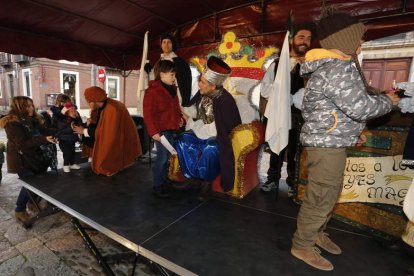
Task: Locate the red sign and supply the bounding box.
[98,68,106,82]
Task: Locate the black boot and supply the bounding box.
[198,181,211,201]
[171,181,188,191]
[152,186,169,198]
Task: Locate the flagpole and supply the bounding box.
[137,31,149,116]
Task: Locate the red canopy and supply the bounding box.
[1,0,413,69]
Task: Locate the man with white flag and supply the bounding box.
[260,24,315,197]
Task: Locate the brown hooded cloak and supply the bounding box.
[91,98,141,176]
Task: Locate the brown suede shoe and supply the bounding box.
[316,232,342,255]
[26,202,38,213]
[291,247,334,271]
[15,211,32,224]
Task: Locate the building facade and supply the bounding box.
[361,31,414,90]
[0,55,140,117]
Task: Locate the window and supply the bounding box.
[106,76,120,100]
[60,70,80,105]
[22,69,32,97]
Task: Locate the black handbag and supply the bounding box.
[19,144,56,174]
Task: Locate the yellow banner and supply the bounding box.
[339,155,413,206]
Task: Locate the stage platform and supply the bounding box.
[21,161,412,275]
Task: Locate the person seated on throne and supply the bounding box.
[175,56,242,200]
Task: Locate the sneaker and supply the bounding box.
[316,232,342,255]
[291,247,334,271]
[69,164,81,170]
[15,211,32,224]
[260,181,276,192]
[63,166,70,173]
[287,186,295,198]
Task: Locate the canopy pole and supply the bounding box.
[260,0,266,34]
[123,73,126,104]
[402,0,407,13]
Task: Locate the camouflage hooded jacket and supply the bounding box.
[300,49,392,148]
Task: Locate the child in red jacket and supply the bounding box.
[143,60,182,198]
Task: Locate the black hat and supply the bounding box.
[160,32,178,52]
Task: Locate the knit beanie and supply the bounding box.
[317,12,366,55]
[61,102,76,115]
[160,32,177,52]
[84,86,107,103]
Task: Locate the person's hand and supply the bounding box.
[356,133,367,147]
[386,89,400,106]
[179,117,185,127]
[46,136,58,144]
[152,133,161,141]
[180,108,189,123]
[73,125,84,135]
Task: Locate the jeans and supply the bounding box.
[15,168,35,212]
[153,131,175,187]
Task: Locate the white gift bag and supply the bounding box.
[404,180,414,222]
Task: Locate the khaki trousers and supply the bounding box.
[292,147,347,249]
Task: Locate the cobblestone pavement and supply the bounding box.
[0,129,155,276]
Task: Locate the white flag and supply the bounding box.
[264,31,291,154]
[137,31,149,117]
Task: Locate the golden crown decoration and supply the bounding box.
[191,32,278,81]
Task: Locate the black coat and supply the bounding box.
[51,106,81,143]
[173,56,193,107]
[0,115,55,173]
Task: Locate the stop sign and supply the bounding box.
[98,68,106,82]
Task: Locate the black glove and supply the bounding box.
[144,63,152,74]
[395,89,410,98]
